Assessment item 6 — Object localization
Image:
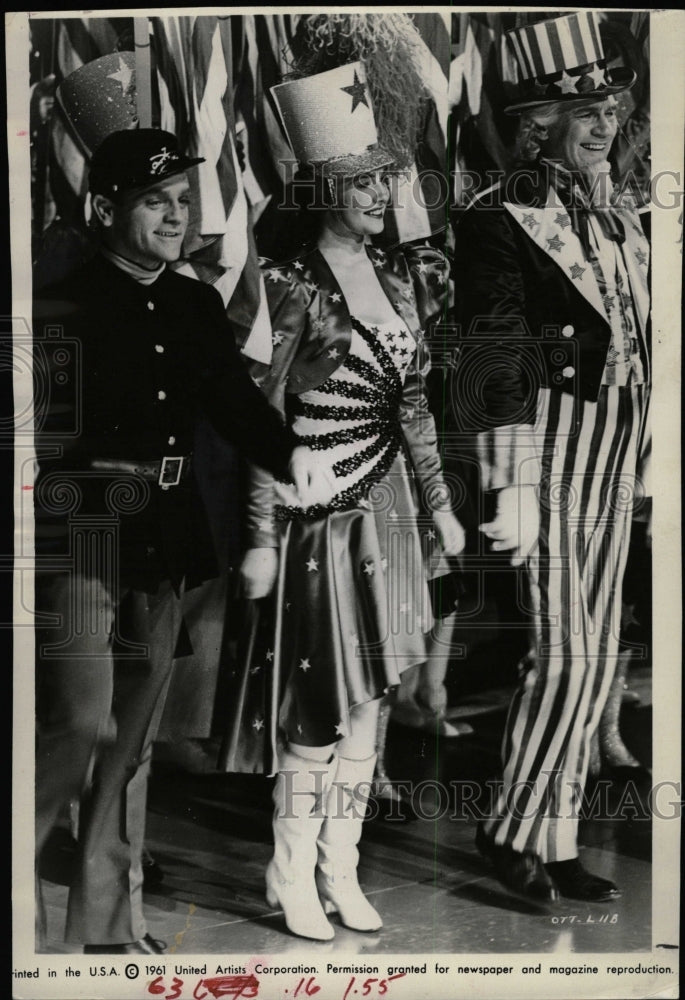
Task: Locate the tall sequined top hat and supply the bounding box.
[504,12,636,114]
[271,62,394,177]
[56,52,140,157]
[89,129,205,199]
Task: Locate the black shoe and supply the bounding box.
[545,858,621,902]
[142,849,165,890]
[475,825,559,904]
[84,934,166,955]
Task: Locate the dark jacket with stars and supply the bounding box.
[453,171,650,416]
[452,168,651,489]
[33,253,298,591]
[245,241,451,547]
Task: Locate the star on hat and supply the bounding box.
[558,70,582,95]
[107,56,133,94]
[341,70,369,112]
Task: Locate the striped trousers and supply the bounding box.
[484,383,649,863]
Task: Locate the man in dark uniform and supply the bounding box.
[33,129,330,953]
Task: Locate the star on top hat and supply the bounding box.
[56,52,138,156]
[271,61,394,177]
[504,12,636,114]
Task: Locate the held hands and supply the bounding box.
[289,445,336,509]
[479,485,539,566]
[432,509,466,557]
[240,547,279,600]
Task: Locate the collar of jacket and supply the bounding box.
[266,243,423,396]
[502,183,650,334]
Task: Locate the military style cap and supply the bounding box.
[89,129,205,198]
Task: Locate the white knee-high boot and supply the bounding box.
[265,748,337,941]
[316,753,383,932]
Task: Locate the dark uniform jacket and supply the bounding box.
[33,253,298,591]
[452,167,650,489]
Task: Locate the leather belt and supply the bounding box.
[90,455,192,489]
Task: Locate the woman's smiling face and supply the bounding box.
[327,170,392,240]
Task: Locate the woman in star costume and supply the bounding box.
[453,12,650,904]
[238,61,465,941]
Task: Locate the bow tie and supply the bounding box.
[541,161,626,260]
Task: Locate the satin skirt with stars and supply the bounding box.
[220,452,435,774]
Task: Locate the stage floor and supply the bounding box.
[39,667,653,956]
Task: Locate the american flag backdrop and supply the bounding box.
[30,12,649,303]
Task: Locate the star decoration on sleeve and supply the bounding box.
[299,658,312,672]
[267,268,287,283]
[272,332,284,346]
[547,234,566,253]
[252,717,264,731]
[362,560,375,576]
[266,649,274,661]
[293,260,304,270]
[329,292,342,303]
[372,258,384,269]
[555,212,572,229]
[107,56,133,93]
[311,317,326,338]
[327,348,340,360]
[569,262,586,280]
[521,212,537,230]
[340,70,369,113]
[306,557,319,572]
[416,261,429,275]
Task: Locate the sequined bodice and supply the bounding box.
[281,315,415,517]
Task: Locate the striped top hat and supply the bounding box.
[271,62,394,177]
[505,12,636,113]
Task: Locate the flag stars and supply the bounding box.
[293,260,304,270]
[311,317,326,337]
[266,649,274,661]
[416,261,429,275]
[555,212,572,229]
[272,332,284,346]
[521,212,537,230]
[306,557,319,572]
[362,560,375,576]
[335,721,348,736]
[569,262,586,280]
[299,658,312,672]
[329,292,342,303]
[547,233,565,253]
[267,268,287,283]
[252,717,264,731]
[327,348,340,360]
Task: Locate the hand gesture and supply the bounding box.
[240,547,279,600]
[288,445,336,508]
[432,509,466,556]
[479,485,539,566]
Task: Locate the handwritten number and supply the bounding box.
[362,979,378,996]
[193,981,209,1000]
[148,978,166,996]
[166,978,184,1000]
[342,977,356,1000]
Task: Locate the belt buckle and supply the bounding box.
[159,456,183,488]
